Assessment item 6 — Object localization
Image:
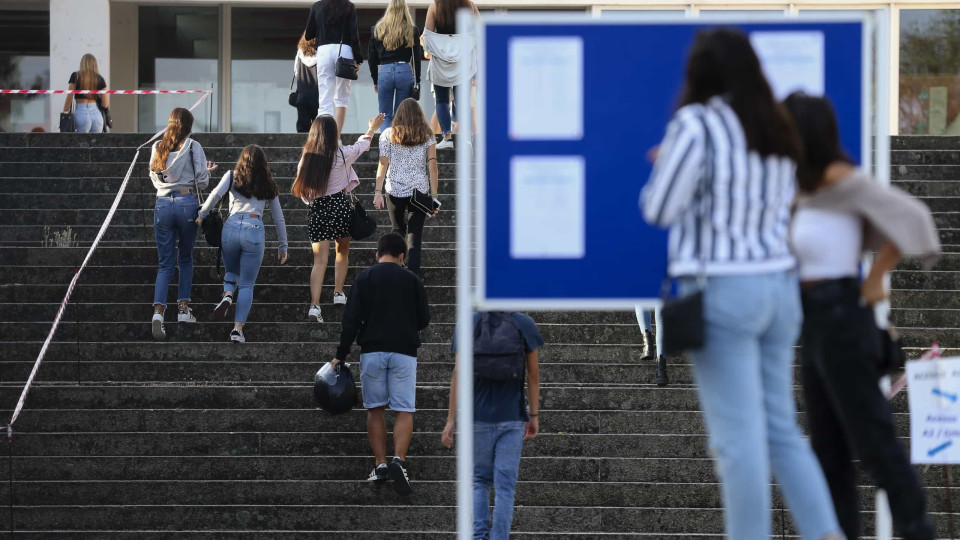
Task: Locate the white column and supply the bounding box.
[49,0,111,130]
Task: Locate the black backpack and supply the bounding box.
[473,312,526,381]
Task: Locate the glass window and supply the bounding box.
[699,10,787,17]
[231,7,309,133]
[0,10,50,132]
[600,9,686,19]
[899,9,960,135]
[138,6,220,133]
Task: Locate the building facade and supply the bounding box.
[1,0,957,135]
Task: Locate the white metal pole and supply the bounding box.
[455,9,477,540]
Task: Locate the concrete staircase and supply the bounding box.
[0,132,954,538]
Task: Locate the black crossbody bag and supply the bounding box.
[335,25,359,80]
[409,39,421,101]
[659,113,713,355]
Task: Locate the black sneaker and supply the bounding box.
[367,463,388,485]
[213,295,232,319]
[388,457,412,495]
[656,355,669,387]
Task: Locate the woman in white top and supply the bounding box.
[196,145,289,344]
[785,92,939,540]
[641,29,843,540]
[423,0,478,149]
[373,99,439,278]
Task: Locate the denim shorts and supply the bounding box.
[359,351,417,412]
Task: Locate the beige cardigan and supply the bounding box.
[795,170,941,269]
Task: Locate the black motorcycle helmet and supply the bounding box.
[313,362,358,415]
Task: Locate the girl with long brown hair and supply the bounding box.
[293,112,385,322]
[373,99,438,277]
[294,33,319,133]
[147,108,218,341]
[63,54,110,133]
[196,145,288,344]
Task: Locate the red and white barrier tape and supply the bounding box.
[5,90,213,442]
[887,342,941,401]
[1,89,212,95]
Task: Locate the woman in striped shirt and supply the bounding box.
[641,29,843,540]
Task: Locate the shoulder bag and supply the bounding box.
[340,149,377,240]
[409,39,421,101]
[410,188,438,216]
[335,24,359,80]
[659,112,713,355]
[60,75,77,133]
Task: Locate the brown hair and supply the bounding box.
[233,145,280,200]
[150,108,194,172]
[435,0,471,32]
[298,33,316,57]
[782,92,852,193]
[390,99,432,146]
[291,116,340,200]
[76,54,100,92]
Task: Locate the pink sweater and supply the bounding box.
[299,134,372,204]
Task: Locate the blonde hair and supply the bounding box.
[374,0,415,51]
[77,54,100,92]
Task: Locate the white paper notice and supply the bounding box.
[906,357,960,464]
[750,31,825,100]
[510,156,585,259]
[508,37,584,140]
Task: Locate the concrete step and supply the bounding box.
[892,135,960,150]
[0,360,660,387]
[0,145,457,164]
[1,302,637,326]
[0,385,704,414]
[0,161,458,179]
[893,149,960,165]
[0,223,461,244]
[0,191,458,211]
[0,177,459,196]
[0,246,459,267]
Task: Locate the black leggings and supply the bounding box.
[800,278,934,540]
[386,194,426,278]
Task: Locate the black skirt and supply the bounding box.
[307,191,353,242]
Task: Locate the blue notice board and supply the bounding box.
[478,17,867,308]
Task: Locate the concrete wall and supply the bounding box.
[49,0,110,131]
[110,2,138,133]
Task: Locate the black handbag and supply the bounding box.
[59,112,76,133]
[335,26,358,80]
[659,112,713,355]
[878,325,906,375]
[409,41,421,101]
[349,190,377,240]
[201,172,228,248]
[288,73,298,107]
[410,189,438,216]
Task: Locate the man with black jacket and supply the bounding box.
[331,233,430,495]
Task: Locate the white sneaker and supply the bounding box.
[177,307,197,324]
[230,329,245,343]
[308,305,324,323]
[333,292,347,305]
[436,138,454,150]
[151,313,166,341]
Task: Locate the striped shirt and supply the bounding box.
[641,97,797,277]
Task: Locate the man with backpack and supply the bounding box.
[330,232,430,495]
[441,311,543,540]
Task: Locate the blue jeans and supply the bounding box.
[635,307,652,331]
[681,271,841,540]
[221,215,266,323]
[74,102,103,133]
[473,421,524,540]
[432,84,458,136]
[377,63,415,130]
[153,193,199,306]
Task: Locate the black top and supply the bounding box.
[368,25,423,84]
[295,56,319,98]
[68,72,107,100]
[336,262,430,360]
[304,0,364,64]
